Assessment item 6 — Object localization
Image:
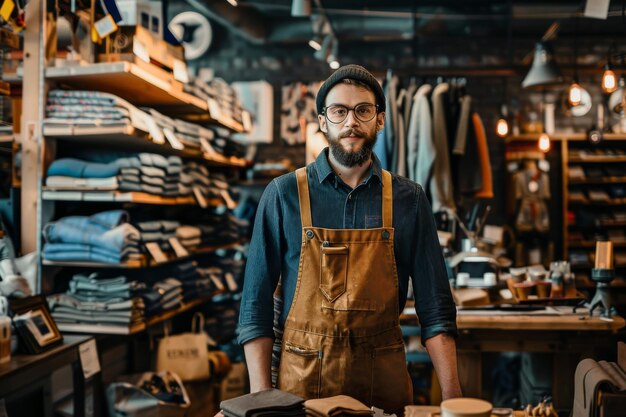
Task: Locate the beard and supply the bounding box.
[327,126,377,168]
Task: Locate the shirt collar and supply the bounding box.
[314,147,383,185]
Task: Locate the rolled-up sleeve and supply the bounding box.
[411,185,458,343]
[237,180,283,345]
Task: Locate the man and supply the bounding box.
[237,65,461,414]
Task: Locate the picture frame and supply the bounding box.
[9,295,63,354]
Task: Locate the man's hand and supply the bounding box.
[243,337,274,392]
[424,333,463,399]
[213,412,224,417]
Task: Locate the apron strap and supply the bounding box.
[382,170,393,228]
[296,167,312,228]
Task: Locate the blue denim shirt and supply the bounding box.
[238,149,457,346]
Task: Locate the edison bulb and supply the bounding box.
[602,68,617,94]
[568,82,583,107]
[538,133,551,152]
[496,118,509,137]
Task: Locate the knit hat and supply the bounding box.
[316,64,386,115]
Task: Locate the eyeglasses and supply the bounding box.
[323,103,378,124]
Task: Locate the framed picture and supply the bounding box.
[10,295,63,354]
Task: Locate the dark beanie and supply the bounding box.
[316,64,386,115]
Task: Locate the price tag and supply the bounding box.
[94,14,118,38]
[173,59,189,83]
[79,339,101,379]
[0,0,15,21]
[200,137,218,156]
[144,115,165,144]
[242,110,252,132]
[219,189,237,209]
[193,186,208,208]
[145,242,168,263]
[207,98,223,120]
[209,274,225,291]
[168,237,190,258]
[224,272,238,292]
[133,39,150,63]
[163,128,184,150]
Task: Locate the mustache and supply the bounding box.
[339,129,365,139]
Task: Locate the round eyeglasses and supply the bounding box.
[323,103,378,124]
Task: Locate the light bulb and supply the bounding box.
[496,117,509,137]
[329,60,340,70]
[602,67,617,94]
[568,82,583,106]
[538,133,551,152]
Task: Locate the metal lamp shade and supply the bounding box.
[522,42,563,89]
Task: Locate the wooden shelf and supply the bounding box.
[57,295,220,335]
[568,199,626,206]
[569,177,626,184]
[0,28,19,51]
[43,123,248,168]
[568,241,626,248]
[568,156,626,163]
[41,189,226,206]
[509,133,626,141]
[42,241,241,269]
[45,62,247,132]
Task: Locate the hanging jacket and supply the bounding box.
[430,83,456,211]
[406,84,434,187]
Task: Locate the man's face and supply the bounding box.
[318,83,385,168]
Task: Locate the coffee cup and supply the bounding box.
[439,398,493,417]
[483,272,497,286]
[0,316,11,364]
[456,272,470,287]
[513,281,535,300]
[535,281,551,298]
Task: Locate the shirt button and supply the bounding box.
[382,230,390,240]
[306,230,314,239]
[348,194,352,200]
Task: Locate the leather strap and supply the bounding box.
[296,168,312,228]
[382,170,393,228]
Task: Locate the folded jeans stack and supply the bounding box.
[49,273,146,330]
[220,388,305,417]
[45,90,136,125]
[304,396,373,417]
[46,158,121,190]
[176,226,202,250]
[118,153,183,197]
[43,210,141,264]
[152,278,183,312]
[136,220,180,251]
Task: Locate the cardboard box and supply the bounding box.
[219,362,248,402]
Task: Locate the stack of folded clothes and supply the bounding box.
[45,90,136,125]
[184,75,245,126]
[220,388,305,417]
[135,220,180,251]
[174,260,214,301]
[304,396,373,417]
[49,273,146,330]
[118,153,183,197]
[46,158,121,190]
[42,210,142,264]
[152,277,183,312]
[176,225,202,250]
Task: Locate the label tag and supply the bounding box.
[79,339,101,379]
[242,110,252,132]
[207,98,223,120]
[584,0,610,19]
[193,186,208,208]
[163,128,184,150]
[219,189,237,209]
[168,237,190,258]
[200,137,218,156]
[224,272,238,292]
[146,242,168,263]
[173,59,189,83]
[209,274,225,291]
[144,115,165,144]
[0,0,15,21]
[94,14,118,38]
[133,39,150,63]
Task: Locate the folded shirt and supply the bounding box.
[304,396,373,417]
[46,175,119,190]
[220,389,304,417]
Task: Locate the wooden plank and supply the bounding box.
[457,314,625,331]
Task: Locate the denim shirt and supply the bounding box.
[238,149,457,345]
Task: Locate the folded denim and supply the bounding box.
[53,306,143,320]
[71,290,135,301]
[46,175,119,189]
[44,221,140,252]
[119,182,143,192]
[220,388,304,417]
[69,277,144,293]
[48,158,121,178]
[52,310,142,324]
[48,293,144,311]
[44,245,125,264]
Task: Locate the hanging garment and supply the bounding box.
[277,168,412,415]
[430,83,455,211]
[472,113,494,199]
[406,84,434,186]
[451,98,482,197]
[384,73,399,171]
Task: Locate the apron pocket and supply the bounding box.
[371,343,412,411]
[279,343,322,398]
[319,245,348,302]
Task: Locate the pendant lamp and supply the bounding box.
[522,42,563,89]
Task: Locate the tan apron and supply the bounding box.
[277,167,413,414]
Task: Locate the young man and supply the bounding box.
[237,65,461,413]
